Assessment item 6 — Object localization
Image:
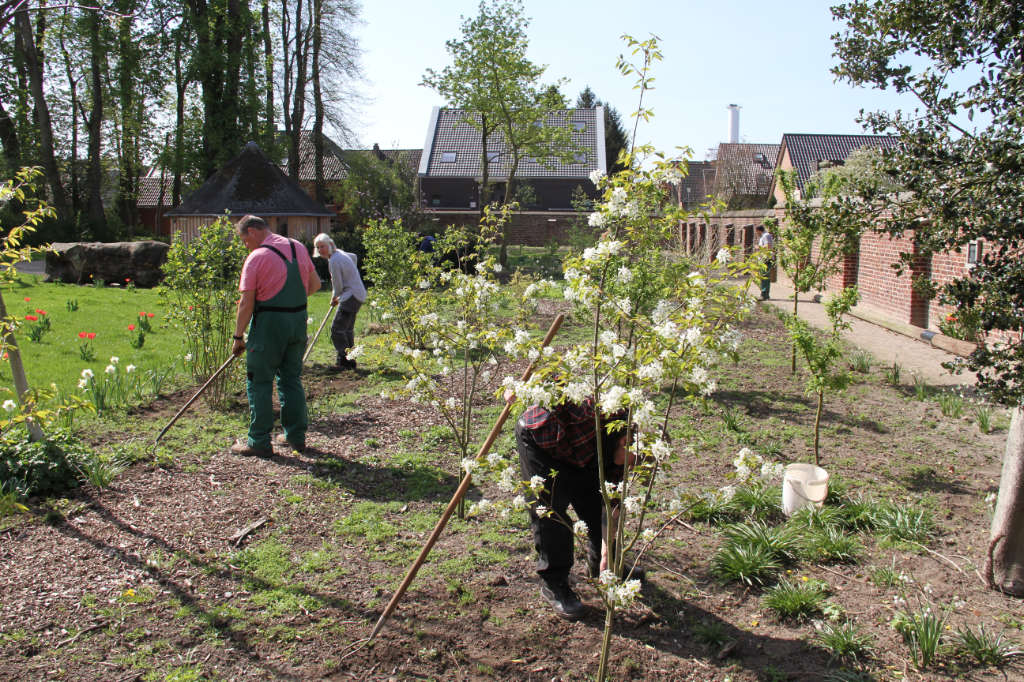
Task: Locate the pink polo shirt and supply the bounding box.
[239,232,316,301]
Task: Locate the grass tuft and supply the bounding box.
[762,578,828,621]
[710,539,781,586]
[816,621,874,662]
[953,624,1022,667]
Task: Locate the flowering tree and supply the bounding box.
[484,35,758,680]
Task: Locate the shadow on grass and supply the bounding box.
[712,389,889,435]
[901,466,970,495]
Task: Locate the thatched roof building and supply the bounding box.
[166,141,333,243]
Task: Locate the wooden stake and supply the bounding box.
[155,353,237,443]
[368,313,564,641]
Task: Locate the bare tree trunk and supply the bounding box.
[84,9,105,227]
[0,100,21,176]
[286,0,307,182]
[261,0,275,150]
[0,290,43,442]
[311,0,324,202]
[172,25,186,207]
[15,8,70,219]
[58,10,80,218]
[987,406,1024,595]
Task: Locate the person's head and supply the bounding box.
[235,215,270,251]
[313,232,336,259]
[756,225,765,235]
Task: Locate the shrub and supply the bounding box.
[160,216,247,407]
[0,428,93,497]
[762,578,828,621]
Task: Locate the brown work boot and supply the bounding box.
[274,433,305,452]
[230,438,272,458]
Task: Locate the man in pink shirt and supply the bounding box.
[230,215,320,456]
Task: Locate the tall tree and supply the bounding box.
[422,0,573,263]
[576,86,628,174]
[832,0,1024,594]
[14,5,69,219]
[83,7,105,228]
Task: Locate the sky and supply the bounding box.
[347,0,927,161]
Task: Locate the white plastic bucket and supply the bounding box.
[782,463,829,517]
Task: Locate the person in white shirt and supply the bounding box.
[755,224,775,300]
[313,233,367,370]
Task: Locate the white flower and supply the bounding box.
[599,330,617,347]
[651,439,671,463]
[418,279,430,289]
[529,475,546,494]
[603,481,623,497]
[641,528,657,543]
[563,381,590,404]
[588,211,606,228]
[77,379,88,390]
[535,505,549,517]
[109,356,119,365]
[624,496,642,514]
[2,399,16,412]
[759,461,785,482]
[499,466,518,492]
[81,368,94,379]
[184,353,193,362]
[638,361,664,382]
[475,262,487,274]
[617,266,633,283]
[445,397,458,409]
[105,365,116,374]
[307,316,313,324]
[419,312,439,325]
[126,364,136,373]
[599,570,618,586]
[573,520,589,538]
[719,485,737,501]
[601,385,627,413]
[611,579,642,607]
[716,248,732,264]
[512,494,528,510]
[493,263,503,273]
[589,168,605,185]
[346,345,364,360]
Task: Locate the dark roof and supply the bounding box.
[338,147,423,178]
[678,161,716,205]
[713,143,779,197]
[136,176,175,207]
[280,131,347,182]
[778,133,899,191]
[421,107,604,179]
[166,142,333,217]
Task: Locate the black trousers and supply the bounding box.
[516,421,603,586]
[330,298,361,364]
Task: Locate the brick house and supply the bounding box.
[136,172,175,237]
[710,143,780,209]
[676,160,716,210]
[417,107,605,244]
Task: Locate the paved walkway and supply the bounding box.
[758,275,976,387]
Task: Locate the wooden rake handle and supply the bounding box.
[368,313,564,641]
[155,353,237,443]
[303,302,338,364]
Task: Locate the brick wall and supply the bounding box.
[424,210,595,246]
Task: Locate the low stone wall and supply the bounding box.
[45,241,170,288]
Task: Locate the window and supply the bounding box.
[574,152,587,163]
[486,150,500,162]
[431,195,441,206]
[440,151,457,163]
[968,240,983,265]
[572,121,586,131]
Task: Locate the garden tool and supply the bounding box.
[368,313,564,642]
[155,353,237,443]
[302,301,338,364]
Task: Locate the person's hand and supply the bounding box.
[231,338,246,357]
[331,296,339,307]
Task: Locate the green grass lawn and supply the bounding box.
[2,275,337,394]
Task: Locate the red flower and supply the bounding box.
[24,315,37,322]
[125,277,131,282]
[2,353,7,360]
[188,306,194,311]
[147,313,154,318]
[139,311,146,317]
[35,309,43,314]
[78,332,87,339]
[87,333,96,340]
[128,324,135,331]
[23,297,30,302]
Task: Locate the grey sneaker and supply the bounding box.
[540,582,585,620]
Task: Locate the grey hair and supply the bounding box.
[313,232,336,254]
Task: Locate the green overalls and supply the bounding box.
[245,240,308,449]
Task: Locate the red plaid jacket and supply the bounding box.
[519,399,625,469]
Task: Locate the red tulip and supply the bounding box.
[25,315,37,322]
[78,332,87,339]
[128,324,135,331]
[87,333,96,340]
[147,313,154,318]
[23,297,30,302]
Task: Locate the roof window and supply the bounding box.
[572,121,586,131]
[574,152,587,163]
[440,151,457,163]
[486,150,500,162]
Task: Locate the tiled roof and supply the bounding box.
[280,131,348,182]
[713,143,779,197]
[779,133,899,191]
[422,107,603,179]
[136,176,175,207]
[338,147,422,178]
[678,160,716,205]
[166,142,333,217]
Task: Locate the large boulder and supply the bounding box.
[45,241,170,288]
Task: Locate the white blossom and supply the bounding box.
[499,466,518,492]
[601,385,627,413]
[624,496,642,514]
[109,356,119,365]
[563,381,590,404]
[105,365,116,375]
[573,520,589,538]
[641,528,657,543]
[589,169,605,185]
[588,212,606,228]
[346,345,364,360]
[651,439,671,463]
[535,505,549,517]
[638,361,664,382]
[77,379,88,390]
[2,399,16,412]
[616,266,633,283]
[184,353,193,362]
[126,364,136,373]
[418,279,430,289]
[512,494,528,510]
[529,475,546,494]
[716,248,732,264]
[81,368,94,379]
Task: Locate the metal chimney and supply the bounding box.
[727,104,740,143]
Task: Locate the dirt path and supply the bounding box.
[760,276,977,387]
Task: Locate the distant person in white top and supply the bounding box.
[755,224,775,301]
[313,233,367,371]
